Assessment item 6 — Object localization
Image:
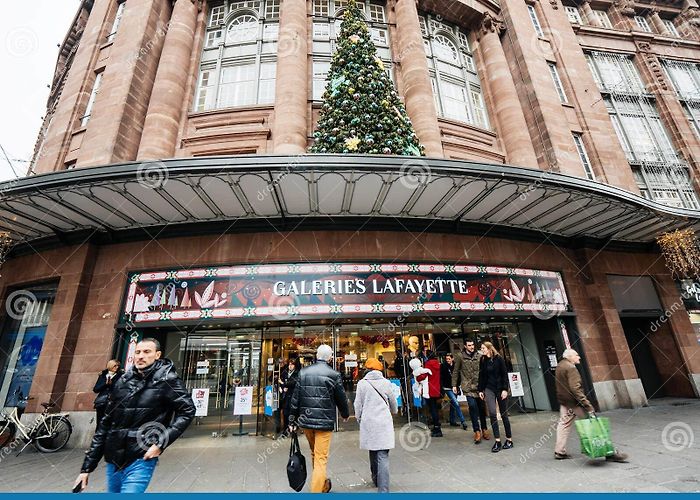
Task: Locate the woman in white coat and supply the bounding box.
[354,357,399,493]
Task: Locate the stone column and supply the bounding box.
[476,14,538,168]
[649,9,667,34]
[580,1,600,27]
[394,0,443,157]
[272,0,308,154]
[137,0,198,160]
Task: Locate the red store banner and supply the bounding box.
[120,262,570,324]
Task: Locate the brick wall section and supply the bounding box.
[32,0,112,173]
[0,244,97,413]
[499,0,584,176]
[0,231,682,411]
[78,0,172,167]
[537,0,639,191]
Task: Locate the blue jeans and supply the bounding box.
[445,390,466,425]
[106,458,158,493]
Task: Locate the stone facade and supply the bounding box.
[8,0,700,441]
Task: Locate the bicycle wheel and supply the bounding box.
[34,416,72,453]
[0,420,16,449]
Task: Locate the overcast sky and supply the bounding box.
[0,1,78,182]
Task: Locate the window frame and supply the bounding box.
[80,72,103,127]
[662,19,679,36]
[565,6,582,24]
[420,13,489,129]
[634,15,652,33]
[195,2,280,112]
[106,1,126,43]
[548,62,568,103]
[593,9,612,29]
[527,4,545,38]
[572,133,595,180]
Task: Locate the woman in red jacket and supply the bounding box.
[423,351,443,437]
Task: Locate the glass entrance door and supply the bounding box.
[258,322,442,436]
[181,330,261,437]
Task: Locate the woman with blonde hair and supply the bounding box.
[478,342,513,452]
[92,359,123,432]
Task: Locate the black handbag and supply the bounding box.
[286,431,307,492]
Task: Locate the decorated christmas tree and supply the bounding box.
[309,0,424,156]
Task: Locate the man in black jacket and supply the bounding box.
[74,338,195,493]
[289,344,349,493]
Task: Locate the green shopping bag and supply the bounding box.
[575,416,615,458]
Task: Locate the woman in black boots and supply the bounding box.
[478,342,513,452]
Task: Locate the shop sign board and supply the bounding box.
[508,372,525,397]
[122,262,569,324]
[192,388,209,417]
[196,360,209,375]
[234,386,254,415]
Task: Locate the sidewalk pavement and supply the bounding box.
[0,398,698,493]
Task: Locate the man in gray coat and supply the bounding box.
[452,338,490,443]
[354,357,398,493]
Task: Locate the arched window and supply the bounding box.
[420,14,489,129]
[226,14,259,44]
[433,34,459,64]
[195,0,279,111]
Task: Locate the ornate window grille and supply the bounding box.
[587,51,699,209]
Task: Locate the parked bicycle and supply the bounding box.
[0,398,72,454]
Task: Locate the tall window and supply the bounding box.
[107,1,126,43]
[572,133,594,180]
[634,15,652,32]
[565,6,582,24]
[662,59,700,139]
[548,63,567,103]
[81,72,103,127]
[311,0,392,101]
[420,14,489,128]
[527,5,544,38]
[593,10,613,28]
[194,0,280,111]
[662,19,679,37]
[586,51,699,208]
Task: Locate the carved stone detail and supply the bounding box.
[613,0,636,17]
[478,12,505,40]
[636,43,668,92]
